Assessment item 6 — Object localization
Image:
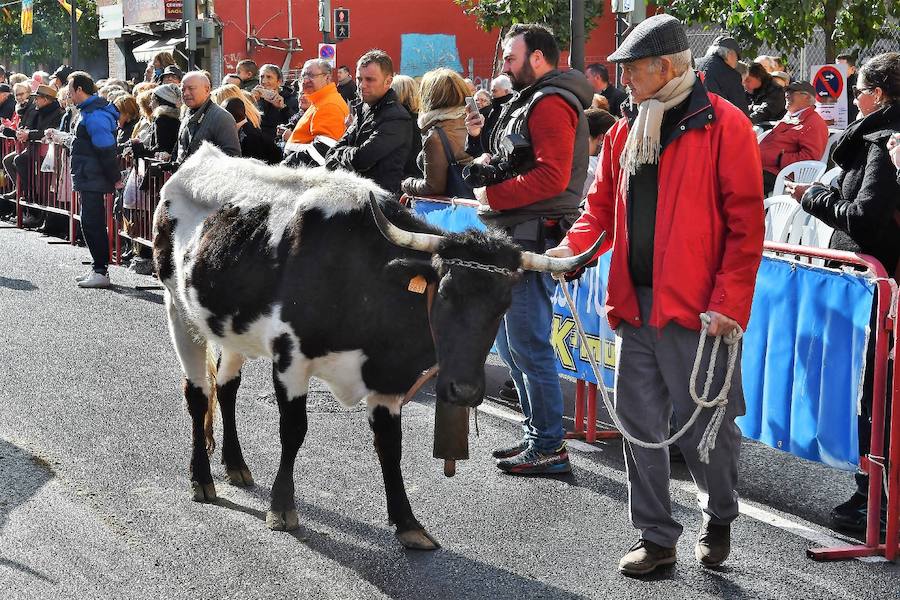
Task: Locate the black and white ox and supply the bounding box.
[152,143,598,549]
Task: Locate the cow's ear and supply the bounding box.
[383,258,439,286]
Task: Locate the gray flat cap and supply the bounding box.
[608,14,689,63]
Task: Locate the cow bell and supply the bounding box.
[433,401,469,477]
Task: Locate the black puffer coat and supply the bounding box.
[801,104,900,274]
[748,78,786,124]
[325,88,413,194]
[24,99,64,141]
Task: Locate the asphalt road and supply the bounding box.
[1,226,898,599]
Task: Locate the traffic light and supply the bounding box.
[333,8,350,39]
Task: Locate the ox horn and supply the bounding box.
[369,193,445,253]
[520,232,606,273]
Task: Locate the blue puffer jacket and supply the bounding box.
[71,95,121,193]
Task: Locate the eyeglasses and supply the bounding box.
[852,85,874,99]
[300,72,326,81]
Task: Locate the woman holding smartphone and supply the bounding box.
[253,64,299,141]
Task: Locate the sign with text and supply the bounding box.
[123,0,183,26]
[810,63,848,129]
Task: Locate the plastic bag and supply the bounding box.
[123,168,139,209]
[40,143,56,173]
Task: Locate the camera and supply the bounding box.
[462,133,532,188]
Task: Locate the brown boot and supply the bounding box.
[618,538,676,576]
[695,522,731,567]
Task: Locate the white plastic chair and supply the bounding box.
[756,128,771,143]
[820,166,842,187]
[771,160,828,197]
[785,209,813,245]
[764,195,802,242]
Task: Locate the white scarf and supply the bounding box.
[418,106,466,131]
[620,69,696,176]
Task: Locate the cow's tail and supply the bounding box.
[204,344,219,455]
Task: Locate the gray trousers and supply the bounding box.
[615,286,744,547]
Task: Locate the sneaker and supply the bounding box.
[77,272,111,288]
[695,521,730,567]
[496,444,571,475]
[74,271,94,282]
[830,491,887,533]
[498,380,519,402]
[618,538,677,576]
[491,440,530,460]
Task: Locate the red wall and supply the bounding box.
[214,0,617,85]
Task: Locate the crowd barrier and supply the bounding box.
[406,195,899,562]
[5,156,897,561]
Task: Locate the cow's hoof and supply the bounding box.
[226,467,254,487]
[396,528,441,550]
[266,510,299,531]
[191,480,217,503]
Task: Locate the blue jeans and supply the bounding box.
[494,264,564,453]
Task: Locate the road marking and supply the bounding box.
[476,402,887,563]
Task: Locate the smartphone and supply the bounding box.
[465,96,479,114]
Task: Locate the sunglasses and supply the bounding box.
[852,85,874,99]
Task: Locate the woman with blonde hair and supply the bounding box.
[391,74,423,178]
[212,84,262,129]
[113,94,141,150]
[400,68,473,197]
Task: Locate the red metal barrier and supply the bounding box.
[0,136,15,196]
[18,140,72,218]
[118,157,168,251]
[761,242,899,562]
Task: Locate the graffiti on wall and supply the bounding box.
[400,34,463,77]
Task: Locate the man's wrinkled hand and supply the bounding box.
[705,311,739,337]
[545,244,574,258]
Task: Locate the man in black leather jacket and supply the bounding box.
[325,50,412,194]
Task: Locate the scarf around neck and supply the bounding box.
[621,69,696,176]
[418,106,466,131]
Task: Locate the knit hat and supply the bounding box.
[608,14,689,63]
[52,65,74,84]
[153,83,182,108]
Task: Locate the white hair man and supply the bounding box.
[489,74,513,99]
[547,14,763,576]
[695,36,749,115]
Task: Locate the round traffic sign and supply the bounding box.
[319,45,336,60]
[813,65,843,101]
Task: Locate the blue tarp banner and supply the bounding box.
[413,201,873,470]
[739,257,873,470]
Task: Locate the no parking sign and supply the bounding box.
[810,63,849,129]
[319,43,337,68]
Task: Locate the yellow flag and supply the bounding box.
[21,0,33,35]
[57,0,83,21]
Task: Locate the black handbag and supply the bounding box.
[433,126,475,199]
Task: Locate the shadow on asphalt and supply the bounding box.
[0,440,58,585]
[0,276,37,291]
[107,285,164,305]
[216,493,585,600]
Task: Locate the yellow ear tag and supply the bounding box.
[408,275,427,294]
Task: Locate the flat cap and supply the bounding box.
[608,14,689,63]
[712,35,741,59]
[787,80,816,96]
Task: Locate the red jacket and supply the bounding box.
[564,86,765,331]
[759,107,829,175]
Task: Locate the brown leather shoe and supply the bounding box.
[695,522,731,567]
[618,538,676,576]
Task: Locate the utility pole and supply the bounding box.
[184,0,197,70]
[70,0,78,67]
[570,0,585,72]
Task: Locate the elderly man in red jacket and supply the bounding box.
[759,81,829,194]
[548,15,764,576]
